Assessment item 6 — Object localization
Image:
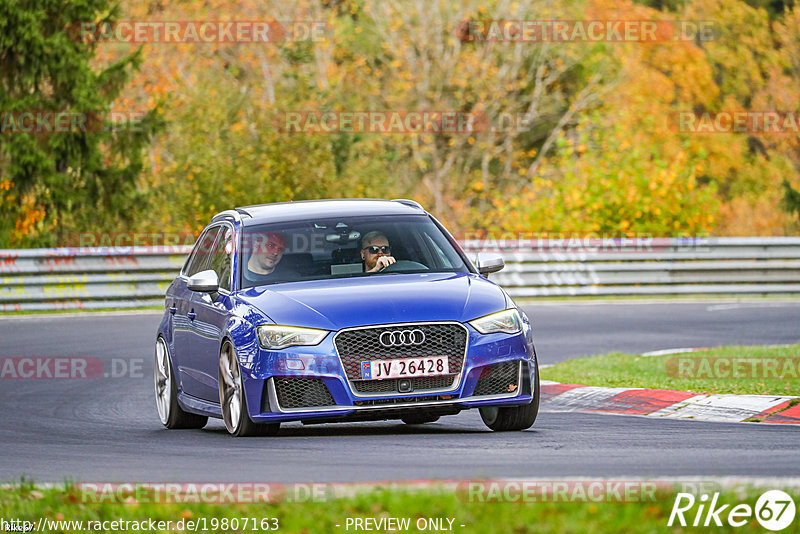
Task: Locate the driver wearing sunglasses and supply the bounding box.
[360,231,397,273]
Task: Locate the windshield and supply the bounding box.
[238,215,469,289]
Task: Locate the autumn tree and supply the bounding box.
[0,0,161,246]
[45,0,800,238]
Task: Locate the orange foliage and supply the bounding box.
[87,0,800,236]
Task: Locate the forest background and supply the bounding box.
[2,0,800,247]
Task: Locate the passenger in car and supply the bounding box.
[244,232,287,285]
[360,231,397,273]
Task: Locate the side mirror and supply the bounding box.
[187,269,219,293]
[475,252,505,276]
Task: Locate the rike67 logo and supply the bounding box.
[669,490,796,531]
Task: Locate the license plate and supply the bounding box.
[360,356,449,380]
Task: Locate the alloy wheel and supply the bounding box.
[154,338,172,425]
[219,342,243,434]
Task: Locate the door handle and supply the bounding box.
[169,304,177,315]
[187,310,197,320]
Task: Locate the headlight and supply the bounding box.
[256,325,329,350]
[469,309,522,334]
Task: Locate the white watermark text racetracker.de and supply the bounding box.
[0,358,143,380]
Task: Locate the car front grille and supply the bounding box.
[352,374,458,394]
[334,323,468,395]
[274,378,335,408]
[473,361,520,396]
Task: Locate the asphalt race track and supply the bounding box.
[1,301,798,483]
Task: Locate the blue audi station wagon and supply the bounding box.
[154,199,539,436]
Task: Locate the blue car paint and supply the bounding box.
[157,200,537,424]
[238,272,506,331]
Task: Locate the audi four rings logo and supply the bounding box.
[379,329,426,347]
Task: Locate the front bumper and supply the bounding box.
[240,325,536,423]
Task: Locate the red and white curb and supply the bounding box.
[540,382,800,424]
[540,345,799,424]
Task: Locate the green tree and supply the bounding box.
[0,0,162,247]
[783,180,800,222]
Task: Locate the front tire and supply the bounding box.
[479,363,540,432]
[154,337,208,429]
[218,341,280,437]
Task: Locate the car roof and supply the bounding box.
[214,199,427,226]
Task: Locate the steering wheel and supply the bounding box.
[379,260,429,272]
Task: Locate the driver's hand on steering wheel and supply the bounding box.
[369,255,396,272]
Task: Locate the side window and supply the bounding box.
[183,226,221,277]
[424,233,453,268]
[210,226,234,291]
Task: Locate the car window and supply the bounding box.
[424,233,454,269]
[239,215,468,289]
[183,226,221,277]
[210,226,234,291]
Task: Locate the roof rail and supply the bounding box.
[391,199,425,211]
[211,209,242,222]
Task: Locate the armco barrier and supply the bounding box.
[1,238,799,311]
[466,237,800,297]
[0,246,192,312]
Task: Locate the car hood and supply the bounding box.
[238,272,508,331]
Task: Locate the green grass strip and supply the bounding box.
[2,482,800,533]
[541,344,800,396]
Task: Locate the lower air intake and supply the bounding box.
[473,361,520,396]
[275,378,335,408]
[352,375,457,394]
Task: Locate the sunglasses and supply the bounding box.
[363,245,391,254]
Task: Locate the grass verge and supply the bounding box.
[2,482,799,533]
[540,344,800,396]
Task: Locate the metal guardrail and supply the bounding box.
[0,246,191,311]
[1,238,799,311]
[473,237,800,297]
